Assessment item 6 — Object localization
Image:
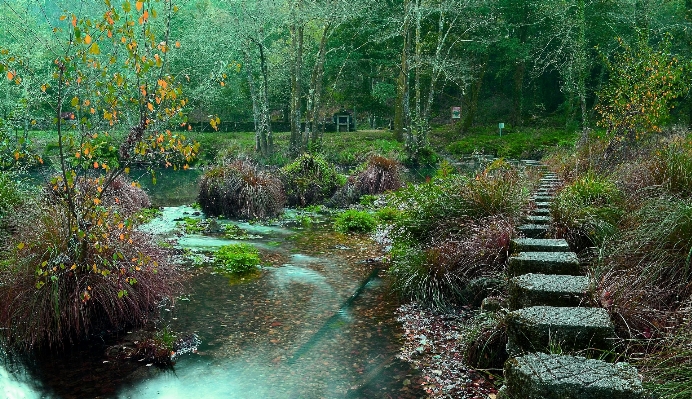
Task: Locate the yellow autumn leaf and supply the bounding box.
[147,102,154,111]
[6,71,14,80]
[136,1,143,11]
[84,34,92,45]
[17,242,25,250]
[89,43,101,55]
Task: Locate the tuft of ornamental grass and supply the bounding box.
[0,202,177,351]
[280,153,346,207]
[594,197,692,338]
[389,216,514,310]
[389,160,526,246]
[550,171,624,251]
[649,139,692,197]
[353,155,403,196]
[199,160,285,220]
[640,320,692,399]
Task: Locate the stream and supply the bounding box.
[1,169,424,398]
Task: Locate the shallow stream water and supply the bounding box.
[2,169,423,398]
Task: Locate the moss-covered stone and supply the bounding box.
[501,353,643,399]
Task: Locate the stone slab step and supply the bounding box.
[534,201,552,209]
[525,215,552,225]
[531,208,551,216]
[500,353,643,399]
[508,251,580,276]
[517,224,549,238]
[506,306,615,355]
[511,238,570,253]
[532,195,554,202]
[509,273,589,310]
[535,189,553,195]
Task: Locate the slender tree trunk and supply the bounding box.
[290,24,304,156]
[393,0,410,142]
[511,61,525,127]
[462,54,488,133]
[306,24,330,150]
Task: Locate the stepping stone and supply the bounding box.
[511,238,570,253]
[508,273,589,310]
[535,189,552,195]
[506,306,615,355]
[534,201,552,209]
[526,215,552,225]
[531,208,551,216]
[517,224,549,238]
[500,353,643,399]
[507,251,580,276]
[532,195,554,202]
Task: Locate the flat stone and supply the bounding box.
[526,215,552,225]
[534,201,552,209]
[517,224,549,238]
[507,251,580,276]
[531,208,551,216]
[509,273,589,310]
[501,353,643,399]
[506,306,614,355]
[532,195,554,202]
[511,238,570,253]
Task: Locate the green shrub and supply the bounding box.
[214,243,261,275]
[199,160,285,220]
[280,153,346,207]
[375,207,400,223]
[551,171,623,250]
[334,209,377,233]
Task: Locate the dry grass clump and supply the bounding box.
[353,155,403,195]
[198,160,285,219]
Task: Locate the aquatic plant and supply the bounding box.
[280,153,345,207]
[199,160,285,220]
[334,209,377,233]
[214,243,261,275]
[0,202,177,350]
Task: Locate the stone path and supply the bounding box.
[498,170,643,399]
